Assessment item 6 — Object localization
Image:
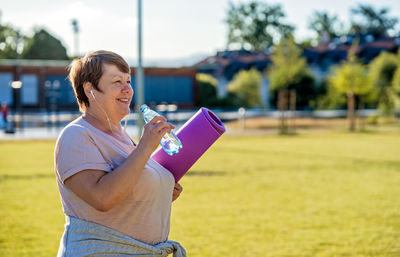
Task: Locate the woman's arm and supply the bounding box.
[64,116,174,212]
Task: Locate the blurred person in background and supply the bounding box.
[1,101,9,129]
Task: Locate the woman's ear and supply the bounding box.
[83,82,93,100]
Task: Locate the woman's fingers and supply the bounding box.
[143,121,175,146]
[174,183,182,192]
[172,183,183,201]
[153,121,174,134]
[139,116,176,152]
[148,115,166,124]
[146,116,175,134]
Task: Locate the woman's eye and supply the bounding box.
[114,81,121,84]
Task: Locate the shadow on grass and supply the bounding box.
[0,171,227,182]
[0,173,54,182]
[186,171,226,177]
[354,128,381,134]
[351,158,400,169]
[278,131,300,136]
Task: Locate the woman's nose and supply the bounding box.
[122,83,133,94]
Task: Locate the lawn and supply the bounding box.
[1,128,400,256]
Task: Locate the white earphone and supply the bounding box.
[90,89,95,99]
[88,87,132,142]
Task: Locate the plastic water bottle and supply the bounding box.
[140,104,182,156]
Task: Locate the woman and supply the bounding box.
[55,50,185,257]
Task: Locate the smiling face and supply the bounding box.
[88,63,133,122]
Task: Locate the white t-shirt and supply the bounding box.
[54,116,175,244]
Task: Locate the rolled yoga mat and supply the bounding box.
[152,107,226,182]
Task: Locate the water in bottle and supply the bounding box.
[140,104,182,155]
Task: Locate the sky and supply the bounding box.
[1,0,400,66]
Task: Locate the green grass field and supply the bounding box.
[1,128,400,256]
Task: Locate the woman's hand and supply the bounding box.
[138,116,175,154]
[172,182,183,202]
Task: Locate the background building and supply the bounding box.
[0,59,197,111]
[194,35,400,109]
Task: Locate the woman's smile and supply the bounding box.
[116,97,131,104]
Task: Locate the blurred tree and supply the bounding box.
[225,0,294,51]
[298,38,317,49]
[392,56,400,111]
[0,24,27,59]
[308,11,341,43]
[268,37,310,94]
[368,51,399,115]
[316,77,347,110]
[267,36,314,133]
[350,4,398,37]
[22,28,69,60]
[196,73,219,107]
[227,68,262,108]
[329,42,371,131]
[269,70,316,110]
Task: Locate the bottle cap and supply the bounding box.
[140,104,149,113]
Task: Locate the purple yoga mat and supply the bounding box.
[152,108,225,182]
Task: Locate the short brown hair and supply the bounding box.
[68,50,131,112]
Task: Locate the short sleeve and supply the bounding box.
[55,124,112,183]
